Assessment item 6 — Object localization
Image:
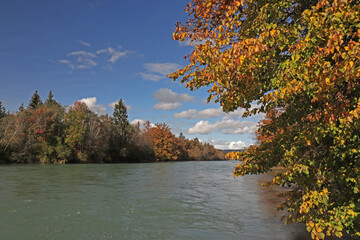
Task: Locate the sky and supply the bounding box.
[0,0,262,149]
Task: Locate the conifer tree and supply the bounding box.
[0,101,6,119]
[109,99,129,161]
[45,90,55,105]
[18,103,24,112]
[28,90,42,109]
[113,99,129,128]
[179,132,185,141]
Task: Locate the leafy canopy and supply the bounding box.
[170,0,360,239]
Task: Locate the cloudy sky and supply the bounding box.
[0,0,261,149]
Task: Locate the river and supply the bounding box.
[0,161,311,240]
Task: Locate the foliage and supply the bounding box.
[18,103,24,113]
[64,101,91,163]
[0,92,224,164]
[171,0,360,239]
[45,90,56,105]
[109,99,129,162]
[125,123,155,162]
[186,137,225,160]
[1,109,35,163]
[0,101,6,119]
[144,122,182,161]
[87,114,111,163]
[27,105,66,163]
[113,99,129,127]
[28,90,42,109]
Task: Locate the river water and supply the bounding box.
[0,161,311,240]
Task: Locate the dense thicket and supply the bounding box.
[171,0,359,239]
[0,91,225,164]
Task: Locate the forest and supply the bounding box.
[0,91,225,164]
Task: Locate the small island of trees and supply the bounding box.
[0,91,225,164]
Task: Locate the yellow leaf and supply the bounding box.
[349,61,354,68]
[354,111,359,119]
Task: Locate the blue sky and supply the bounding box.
[0,0,261,149]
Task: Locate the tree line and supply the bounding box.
[0,91,225,164]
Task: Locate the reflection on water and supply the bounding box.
[0,162,311,240]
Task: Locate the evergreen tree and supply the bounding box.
[109,99,129,162]
[28,90,42,109]
[45,90,55,105]
[113,99,129,128]
[18,103,24,112]
[179,132,185,141]
[0,101,6,119]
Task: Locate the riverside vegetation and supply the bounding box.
[170,0,360,239]
[0,91,225,164]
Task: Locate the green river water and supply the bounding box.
[0,161,311,240]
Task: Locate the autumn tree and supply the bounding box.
[144,122,181,161]
[64,101,110,163]
[89,113,111,163]
[185,137,224,160]
[0,110,33,163]
[185,138,203,160]
[64,101,90,162]
[171,0,360,239]
[27,104,68,163]
[125,123,155,162]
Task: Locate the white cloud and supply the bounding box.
[153,102,182,111]
[174,108,223,119]
[145,62,181,75]
[96,46,129,63]
[59,45,131,70]
[68,51,96,58]
[188,119,258,135]
[58,59,74,69]
[140,62,181,82]
[67,51,97,69]
[79,97,106,115]
[174,106,262,120]
[174,109,198,118]
[108,101,132,110]
[204,139,250,150]
[77,40,91,47]
[139,73,164,82]
[199,108,224,118]
[153,88,193,103]
[188,120,214,134]
[152,88,194,111]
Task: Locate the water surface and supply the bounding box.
[0,161,310,239]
